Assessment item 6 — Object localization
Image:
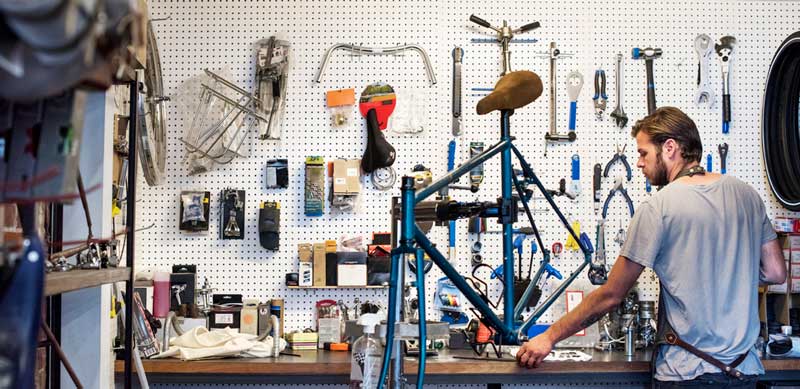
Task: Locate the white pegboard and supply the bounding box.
[135,0,800,342]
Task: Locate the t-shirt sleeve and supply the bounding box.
[760,202,778,244]
[619,201,663,269]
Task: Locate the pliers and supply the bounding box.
[603,144,632,182]
[602,177,634,219]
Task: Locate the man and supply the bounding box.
[516,107,786,387]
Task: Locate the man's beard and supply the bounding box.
[650,152,669,186]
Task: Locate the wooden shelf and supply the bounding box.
[287,285,388,289]
[45,268,131,296]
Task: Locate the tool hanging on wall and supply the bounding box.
[610,53,628,129]
[220,189,245,240]
[469,142,485,192]
[631,47,663,115]
[253,37,290,140]
[593,163,602,214]
[706,154,713,172]
[565,219,581,252]
[452,47,463,137]
[315,43,437,85]
[602,177,635,220]
[715,36,736,134]
[543,42,576,146]
[589,220,608,285]
[447,141,457,259]
[570,154,581,195]
[603,144,632,181]
[566,71,584,135]
[694,34,715,107]
[593,69,607,120]
[718,143,729,174]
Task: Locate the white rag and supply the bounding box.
[153,327,287,360]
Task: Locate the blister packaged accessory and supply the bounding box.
[180,191,210,231]
[265,159,288,189]
[254,37,290,140]
[327,89,355,128]
[259,201,280,251]
[305,156,325,216]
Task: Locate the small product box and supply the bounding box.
[792,250,800,264]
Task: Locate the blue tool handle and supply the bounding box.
[571,154,580,180]
[568,101,577,131]
[513,235,526,254]
[602,192,613,219]
[491,265,503,279]
[706,154,713,172]
[722,94,731,134]
[623,192,635,216]
[620,157,632,181]
[646,178,652,193]
[543,263,563,280]
[530,241,538,254]
[579,232,594,253]
[600,70,608,99]
[447,140,456,171]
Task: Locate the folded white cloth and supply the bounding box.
[153,327,287,360]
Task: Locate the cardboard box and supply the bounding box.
[789,235,800,249]
[792,250,800,264]
[257,304,272,337]
[337,252,367,286]
[769,282,788,293]
[332,159,361,195]
[313,243,326,286]
[299,262,313,286]
[791,278,800,294]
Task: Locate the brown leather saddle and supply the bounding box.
[476,70,543,115]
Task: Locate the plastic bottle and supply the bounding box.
[350,313,382,389]
[152,271,171,318]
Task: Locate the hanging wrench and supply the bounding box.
[610,53,628,129]
[452,46,463,136]
[566,70,584,134]
[593,69,607,120]
[694,34,715,107]
[716,36,736,134]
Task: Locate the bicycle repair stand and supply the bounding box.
[379,108,601,388]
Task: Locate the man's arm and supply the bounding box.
[760,238,786,285]
[516,256,645,368]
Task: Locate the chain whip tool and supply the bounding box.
[452,47,463,136]
[610,53,628,129]
[694,34,715,107]
[593,69,607,120]
[716,36,736,134]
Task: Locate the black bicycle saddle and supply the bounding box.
[361,108,396,173]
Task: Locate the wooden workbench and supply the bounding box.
[115,349,800,386]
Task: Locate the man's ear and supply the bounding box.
[662,139,678,160]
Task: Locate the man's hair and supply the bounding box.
[631,107,703,163]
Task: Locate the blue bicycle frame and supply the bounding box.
[378,109,596,388]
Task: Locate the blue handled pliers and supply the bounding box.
[603,144,632,182]
[602,176,634,219]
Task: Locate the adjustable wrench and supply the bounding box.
[593,69,607,120]
[610,53,628,128]
[694,34,715,107]
[716,36,736,134]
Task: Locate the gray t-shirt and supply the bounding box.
[620,175,777,381]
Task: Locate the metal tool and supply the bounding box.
[602,176,635,219]
[315,43,437,84]
[694,34,715,107]
[470,38,538,44]
[544,42,577,144]
[593,163,602,214]
[718,143,729,174]
[593,69,607,119]
[588,220,607,285]
[570,154,581,195]
[171,284,187,306]
[610,53,628,128]
[452,47,463,136]
[566,71,584,133]
[468,14,540,75]
[716,36,736,133]
[603,144,632,181]
[706,153,713,173]
[631,47,663,115]
[614,219,627,247]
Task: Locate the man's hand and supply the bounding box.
[516,333,554,368]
